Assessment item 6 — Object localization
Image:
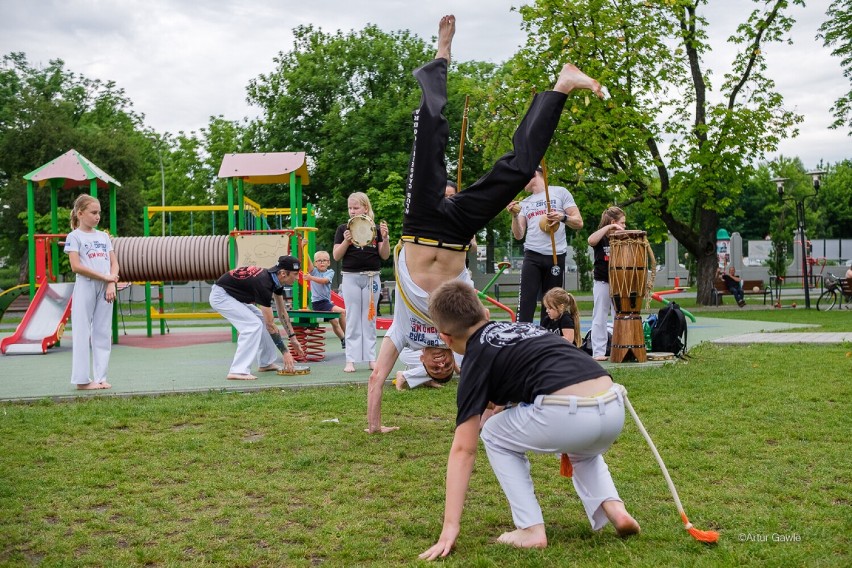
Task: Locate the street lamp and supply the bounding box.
[771,170,825,309]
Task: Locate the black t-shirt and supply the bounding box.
[215,266,281,307]
[541,312,575,337]
[334,223,384,272]
[593,236,611,282]
[456,321,609,426]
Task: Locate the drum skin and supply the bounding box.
[347,215,376,247]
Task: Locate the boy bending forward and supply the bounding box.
[420,281,639,560]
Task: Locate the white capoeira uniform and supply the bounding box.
[340,271,380,364]
[209,267,283,376]
[458,321,627,531]
[64,228,115,386]
[387,246,466,387]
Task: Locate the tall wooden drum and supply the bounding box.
[608,230,652,363]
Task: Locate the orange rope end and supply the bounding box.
[681,512,719,543]
[559,453,573,478]
[687,526,720,543]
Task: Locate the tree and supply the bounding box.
[481,0,804,304]
[246,25,499,254]
[0,52,151,273]
[817,0,852,134]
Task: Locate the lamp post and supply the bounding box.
[150,137,166,236]
[771,170,825,309]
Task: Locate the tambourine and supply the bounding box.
[348,215,376,247]
[277,365,311,376]
[646,352,674,361]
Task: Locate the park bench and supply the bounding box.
[712,278,773,305]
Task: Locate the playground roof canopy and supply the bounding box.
[23,149,121,189]
[217,152,309,186]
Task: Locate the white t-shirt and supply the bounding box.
[64,229,113,276]
[519,185,577,255]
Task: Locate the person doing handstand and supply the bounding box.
[366,14,604,433]
[419,280,639,561]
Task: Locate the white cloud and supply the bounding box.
[1,0,846,166]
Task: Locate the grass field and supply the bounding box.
[2,326,851,566]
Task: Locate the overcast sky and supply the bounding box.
[1,0,847,168]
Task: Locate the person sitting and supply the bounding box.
[718,265,745,307]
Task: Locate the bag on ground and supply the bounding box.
[581,324,613,356]
[650,302,688,356]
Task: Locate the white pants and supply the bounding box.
[70,277,113,385]
[341,272,380,363]
[209,285,281,375]
[591,280,615,357]
[480,385,626,530]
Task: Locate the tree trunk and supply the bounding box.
[485,228,495,274]
[696,207,720,305]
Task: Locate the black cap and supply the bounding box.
[270,255,300,272]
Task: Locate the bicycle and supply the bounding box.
[816,273,852,311]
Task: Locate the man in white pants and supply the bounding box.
[209,255,303,380]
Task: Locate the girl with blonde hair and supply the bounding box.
[542,287,582,347]
[64,194,120,389]
[333,192,390,372]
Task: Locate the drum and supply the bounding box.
[608,230,653,364]
[277,365,311,376]
[348,215,376,247]
[608,230,651,314]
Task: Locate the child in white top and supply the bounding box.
[64,194,119,390]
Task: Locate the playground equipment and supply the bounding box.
[4,150,346,361]
[2,151,121,354]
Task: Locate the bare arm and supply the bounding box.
[333,230,351,261]
[563,205,583,230]
[508,202,526,240]
[366,337,401,433]
[588,223,623,246]
[273,295,304,358]
[419,416,480,561]
[67,252,120,284]
[378,221,391,260]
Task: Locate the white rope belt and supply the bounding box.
[540,384,625,409]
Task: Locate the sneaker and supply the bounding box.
[340,338,345,349]
[737,299,746,308]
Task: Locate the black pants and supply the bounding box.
[402,58,569,245]
[517,250,566,323]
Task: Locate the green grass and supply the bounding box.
[1,341,851,566]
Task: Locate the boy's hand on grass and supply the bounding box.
[419,528,458,561]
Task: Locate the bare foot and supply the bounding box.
[435,15,455,63]
[496,525,547,549]
[593,355,608,361]
[394,371,407,391]
[226,373,257,381]
[554,63,603,98]
[98,381,112,389]
[602,500,641,537]
[344,363,356,373]
[76,382,104,390]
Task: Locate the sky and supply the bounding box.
[0,0,847,169]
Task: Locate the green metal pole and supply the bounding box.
[227,178,236,268]
[26,181,36,296]
[143,206,152,337]
[110,184,118,344]
[49,184,59,282]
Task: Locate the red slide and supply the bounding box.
[1,282,74,355]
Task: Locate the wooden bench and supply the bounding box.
[713,278,773,305]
